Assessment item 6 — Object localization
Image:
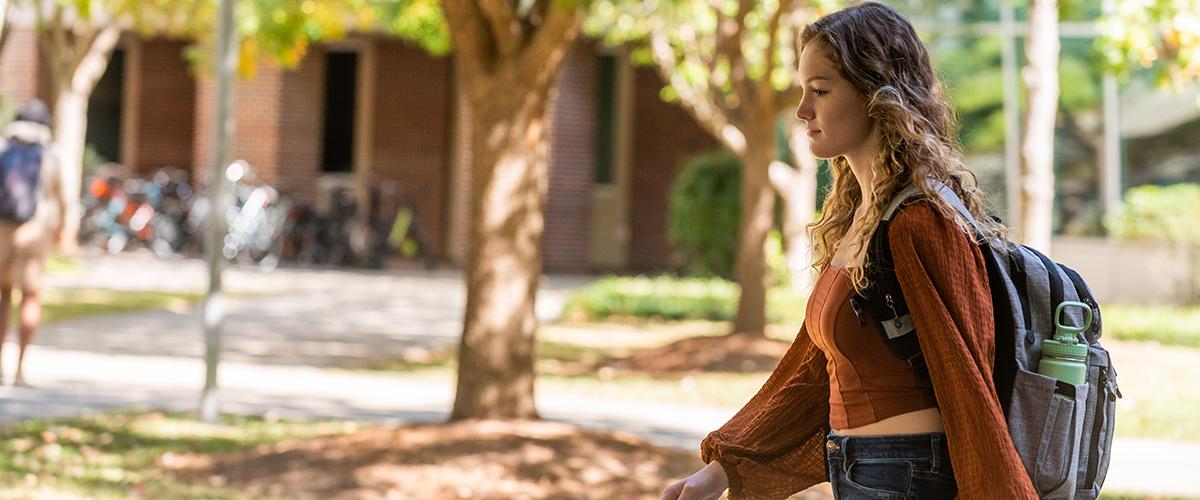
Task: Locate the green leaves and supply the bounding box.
[92,0,448,76]
[1097,0,1200,90]
[1106,183,1200,245]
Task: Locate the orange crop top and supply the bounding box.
[806,265,936,429]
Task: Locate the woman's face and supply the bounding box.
[794,42,875,161]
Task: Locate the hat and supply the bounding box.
[16,99,51,127]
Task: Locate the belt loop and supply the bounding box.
[930,434,940,472]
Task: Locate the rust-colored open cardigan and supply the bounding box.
[700,200,1038,499]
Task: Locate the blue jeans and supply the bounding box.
[824,431,957,499]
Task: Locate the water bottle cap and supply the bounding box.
[1043,339,1088,360]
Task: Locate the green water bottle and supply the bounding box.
[1039,301,1092,397]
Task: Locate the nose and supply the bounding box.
[795,99,813,122]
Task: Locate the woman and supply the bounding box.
[660,3,1038,499]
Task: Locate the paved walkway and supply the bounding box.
[1,253,1195,498]
[37,251,588,366]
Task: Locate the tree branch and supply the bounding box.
[651,30,746,154]
[759,0,789,112]
[776,84,803,112]
[40,2,71,92]
[0,0,13,55]
[443,1,491,82]
[519,3,582,93]
[718,0,758,122]
[478,0,521,60]
[70,23,119,95]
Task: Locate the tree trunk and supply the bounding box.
[1020,0,1059,253]
[771,122,819,295]
[0,0,11,57]
[45,24,120,252]
[732,128,776,337]
[53,87,89,253]
[450,83,551,421]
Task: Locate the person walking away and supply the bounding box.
[0,99,67,387]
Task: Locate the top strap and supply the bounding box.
[881,178,985,239]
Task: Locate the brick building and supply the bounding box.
[0,28,719,274]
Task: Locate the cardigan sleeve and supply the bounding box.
[699,323,831,500]
[888,200,1038,499]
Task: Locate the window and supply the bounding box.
[594,54,617,185]
[322,52,358,173]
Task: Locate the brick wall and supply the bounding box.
[194,62,282,185]
[543,42,597,273]
[628,67,719,272]
[275,51,324,203]
[0,27,44,110]
[372,40,452,258]
[126,39,195,177]
[194,56,324,201]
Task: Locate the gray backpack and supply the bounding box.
[857,180,1121,499]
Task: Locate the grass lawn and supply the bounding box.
[1102,304,1200,348]
[0,411,350,498]
[35,289,203,324]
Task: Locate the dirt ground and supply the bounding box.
[165,419,708,499]
[601,334,793,375]
[160,332,838,499]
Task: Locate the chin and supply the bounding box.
[808,146,836,160]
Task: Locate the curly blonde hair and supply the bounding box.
[801,1,1009,293]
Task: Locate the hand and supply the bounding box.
[660,460,729,500]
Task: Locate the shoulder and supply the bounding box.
[886,198,978,258]
[888,198,960,237]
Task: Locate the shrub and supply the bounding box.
[1105,183,1200,245]
[667,151,740,278]
[563,275,807,325]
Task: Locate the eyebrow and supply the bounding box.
[806,76,832,83]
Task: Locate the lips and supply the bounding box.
[807,129,821,136]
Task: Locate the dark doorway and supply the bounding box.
[321,52,358,173]
[87,48,124,164]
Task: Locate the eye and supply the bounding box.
[811,89,829,96]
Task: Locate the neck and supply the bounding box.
[844,129,881,214]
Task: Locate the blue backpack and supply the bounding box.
[0,139,44,224]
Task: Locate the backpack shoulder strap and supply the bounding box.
[858,179,986,403]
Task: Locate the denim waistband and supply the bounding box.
[824,431,950,463]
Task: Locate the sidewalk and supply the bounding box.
[37,252,587,366]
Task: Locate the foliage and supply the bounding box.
[82,144,110,176]
[764,229,790,288]
[667,151,741,279]
[1097,0,1200,90]
[563,275,808,325]
[585,0,840,155]
[0,94,14,126]
[664,150,792,284]
[1104,304,1200,347]
[39,0,447,78]
[1105,183,1200,245]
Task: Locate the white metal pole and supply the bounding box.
[201,0,238,423]
[1001,0,1022,233]
[1102,74,1122,222]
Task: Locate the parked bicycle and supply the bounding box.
[80,164,193,257]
